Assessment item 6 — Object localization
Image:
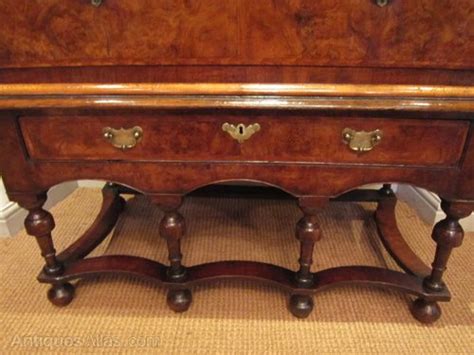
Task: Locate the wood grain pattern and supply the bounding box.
[1,83,474,112]
[242,0,474,69]
[3,95,474,112]
[1,66,474,86]
[2,83,474,97]
[0,0,472,69]
[19,114,469,167]
[0,0,238,68]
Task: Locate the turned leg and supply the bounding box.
[411,200,473,324]
[19,192,74,306]
[156,196,192,312]
[289,198,325,318]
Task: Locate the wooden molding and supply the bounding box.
[1,83,474,97]
[0,83,473,112]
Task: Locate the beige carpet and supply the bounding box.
[0,188,473,354]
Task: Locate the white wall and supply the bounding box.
[0,177,12,208]
[397,185,474,232]
[0,177,26,237]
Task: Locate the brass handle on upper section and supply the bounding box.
[91,0,103,7]
[222,123,261,144]
[375,0,390,7]
[342,128,383,153]
[103,126,143,150]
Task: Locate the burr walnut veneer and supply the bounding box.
[0,0,473,323]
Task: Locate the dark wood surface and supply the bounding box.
[0,0,473,323]
[2,66,474,86]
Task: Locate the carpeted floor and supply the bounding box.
[0,188,473,354]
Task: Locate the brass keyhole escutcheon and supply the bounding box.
[342,128,383,153]
[103,126,143,151]
[222,123,261,144]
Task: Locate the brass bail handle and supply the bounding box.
[222,123,261,144]
[342,128,383,153]
[103,126,143,151]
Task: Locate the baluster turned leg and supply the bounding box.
[411,200,473,324]
[289,198,326,318]
[19,192,74,306]
[156,197,192,312]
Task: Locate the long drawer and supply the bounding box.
[0,0,472,69]
[19,114,469,167]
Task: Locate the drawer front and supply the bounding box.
[0,0,239,68]
[0,0,471,69]
[242,0,473,69]
[19,115,469,167]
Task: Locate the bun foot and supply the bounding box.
[289,294,314,318]
[410,298,442,324]
[47,283,75,307]
[167,289,192,313]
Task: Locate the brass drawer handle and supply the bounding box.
[103,126,143,150]
[222,123,261,144]
[91,0,103,7]
[342,128,383,153]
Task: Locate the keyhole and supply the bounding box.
[238,125,244,135]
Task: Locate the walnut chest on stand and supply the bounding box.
[0,0,473,323]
